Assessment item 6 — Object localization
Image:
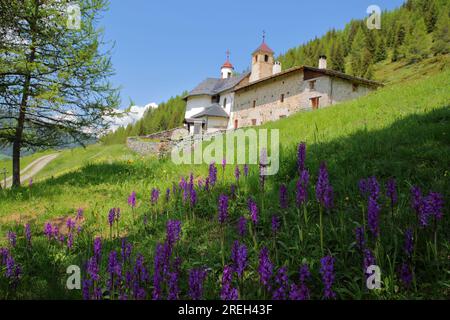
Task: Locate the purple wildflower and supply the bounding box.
[297,142,306,173]
[151,188,160,205]
[234,166,240,182]
[386,179,398,210]
[399,262,413,288]
[279,183,288,209]
[190,188,197,207]
[258,247,273,290]
[363,249,376,279]
[209,162,217,187]
[367,196,381,238]
[128,191,136,208]
[67,233,73,250]
[423,192,444,222]
[87,256,100,281]
[167,272,180,300]
[76,208,84,220]
[44,223,53,240]
[272,266,289,300]
[320,255,336,299]
[296,169,309,206]
[218,194,229,224]
[316,162,333,209]
[404,228,414,258]
[222,158,226,170]
[121,238,133,264]
[152,244,164,300]
[166,220,182,248]
[288,264,311,300]
[243,164,249,177]
[7,231,16,248]
[220,265,238,300]
[355,226,365,250]
[165,188,171,202]
[230,184,236,198]
[237,216,247,238]
[93,237,102,262]
[271,215,281,234]
[108,208,116,227]
[410,186,423,214]
[248,198,259,225]
[66,218,75,232]
[231,241,248,278]
[188,268,208,300]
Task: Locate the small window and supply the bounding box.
[253,100,256,108]
[309,81,316,90]
[223,98,227,108]
[251,119,257,126]
[228,72,232,78]
[280,94,285,103]
[265,55,269,62]
[352,84,359,92]
[255,55,258,63]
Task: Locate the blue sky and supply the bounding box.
[101,0,405,109]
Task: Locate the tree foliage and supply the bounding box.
[0,0,119,187]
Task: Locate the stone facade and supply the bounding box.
[232,69,375,128]
[126,127,189,156]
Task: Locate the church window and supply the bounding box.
[280,94,285,103]
[265,55,269,62]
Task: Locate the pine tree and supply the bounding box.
[431,11,450,55]
[349,29,373,78]
[0,0,119,187]
[329,39,345,72]
[402,18,431,62]
[375,36,387,62]
[423,0,438,32]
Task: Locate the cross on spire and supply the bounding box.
[262,30,266,43]
[226,49,230,62]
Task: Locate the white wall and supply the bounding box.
[185,95,212,118]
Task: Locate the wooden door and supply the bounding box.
[311,97,320,110]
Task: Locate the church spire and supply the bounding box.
[221,49,234,79]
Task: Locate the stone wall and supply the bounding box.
[233,70,375,128]
[126,127,189,156]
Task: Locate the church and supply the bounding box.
[183,36,382,135]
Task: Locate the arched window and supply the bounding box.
[265,55,269,62]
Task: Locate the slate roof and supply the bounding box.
[185,73,250,99]
[191,104,229,118]
[234,66,383,91]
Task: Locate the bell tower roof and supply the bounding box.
[252,31,274,55]
[221,49,234,69]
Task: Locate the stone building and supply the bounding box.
[184,37,382,133]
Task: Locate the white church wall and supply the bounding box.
[185,95,211,118]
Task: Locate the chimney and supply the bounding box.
[318,55,327,69]
[273,61,282,75]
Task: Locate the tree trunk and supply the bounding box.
[12,75,31,188]
[11,0,38,188]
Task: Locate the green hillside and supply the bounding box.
[1,59,448,299]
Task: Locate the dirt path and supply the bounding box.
[3,153,59,188]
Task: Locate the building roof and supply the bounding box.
[184,72,250,100]
[252,42,274,55]
[234,66,383,92]
[191,103,230,118]
[221,61,234,69]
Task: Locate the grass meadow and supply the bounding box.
[0,62,448,300]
